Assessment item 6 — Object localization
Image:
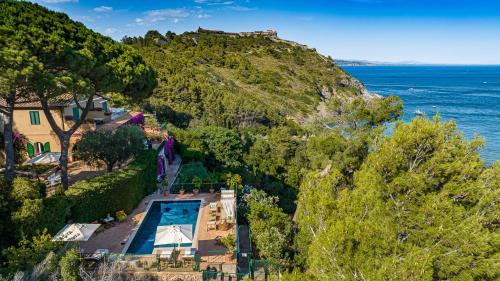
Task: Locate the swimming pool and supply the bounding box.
[126,200,201,255]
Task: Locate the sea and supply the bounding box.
[342,66,500,165]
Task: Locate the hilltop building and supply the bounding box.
[196,27,278,38]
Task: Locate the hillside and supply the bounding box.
[124,29,374,127]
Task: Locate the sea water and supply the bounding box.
[342,66,500,164]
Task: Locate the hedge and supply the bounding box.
[29,150,156,236]
[37,194,71,234]
[66,150,157,223]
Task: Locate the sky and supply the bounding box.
[31,0,500,65]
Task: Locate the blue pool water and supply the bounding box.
[126,200,201,255]
[342,66,500,164]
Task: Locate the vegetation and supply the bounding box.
[1,4,498,279]
[76,125,146,172]
[1,230,60,276]
[220,235,237,255]
[0,0,156,188]
[124,30,375,128]
[244,190,292,265]
[0,150,155,277]
[59,249,81,281]
[66,150,156,222]
[293,118,499,280]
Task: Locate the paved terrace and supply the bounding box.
[79,192,237,270]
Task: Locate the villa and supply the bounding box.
[0,95,143,161]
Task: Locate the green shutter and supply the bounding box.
[102,101,108,112]
[72,107,80,122]
[43,142,51,153]
[27,143,35,158]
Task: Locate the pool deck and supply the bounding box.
[80,192,236,267]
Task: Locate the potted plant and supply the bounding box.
[220,235,236,259]
[162,179,170,196]
[192,176,202,195]
[206,173,217,194]
[179,187,185,195]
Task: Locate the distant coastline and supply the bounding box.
[335,59,500,67]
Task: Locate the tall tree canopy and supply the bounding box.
[0,19,40,182]
[0,0,156,188]
[295,118,499,280]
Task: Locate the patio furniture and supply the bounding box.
[209,202,218,214]
[121,234,131,245]
[181,248,196,267]
[103,214,114,223]
[182,248,196,258]
[218,219,230,231]
[207,220,217,231]
[221,189,235,222]
[155,247,174,258]
[90,248,109,260]
[47,173,61,187]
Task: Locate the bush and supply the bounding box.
[59,249,81,281]
[10,177,41,201]
[115,210,127,222]
[1,230,60,276]
[66,150,156,223]
[220,235,236,254]
[37,195,71,234]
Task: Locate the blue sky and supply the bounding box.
[32,0,500,64]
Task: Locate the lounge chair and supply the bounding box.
[207,220,217,231]
[209,202,218,214]
[182,248,196,258]
[157,247,174,258]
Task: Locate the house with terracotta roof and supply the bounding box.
[0,95,142,161]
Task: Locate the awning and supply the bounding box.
[221,189,235,221]
[154,225,193,246]
[52,223,101,242]
[25,152,61,164]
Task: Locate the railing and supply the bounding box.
[169,182,227,194]
[108,253,201,272]
[202,271,246,281]
[205,250,236,265]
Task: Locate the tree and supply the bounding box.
[2,230,59,276]
[298,118,499,280]
[0,17,40,182]
[75,126,145,172]
[0,1,156,189]
[59,249,81,281]
[244,190,292,264]
[144,30,164,45]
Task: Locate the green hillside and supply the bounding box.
[124,29,373,127]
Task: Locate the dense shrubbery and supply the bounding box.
[66,150,156,222]
[124,30,373,128]
[292,118,500,280]
[0,149,156,277]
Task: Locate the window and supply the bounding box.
[34,142,43,155]
[101,101,108,112]
[72,107,80,122]
[29,111,40,125]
